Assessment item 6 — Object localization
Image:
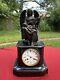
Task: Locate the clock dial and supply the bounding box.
[22,49,40,66]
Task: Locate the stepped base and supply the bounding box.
[13,59,48,77]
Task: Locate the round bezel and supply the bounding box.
[22,48,40,66]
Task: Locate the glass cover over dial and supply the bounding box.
[22,48,40,66]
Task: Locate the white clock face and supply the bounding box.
[22,49,40,66]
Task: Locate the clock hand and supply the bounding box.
[25,55,38,61]
[29,56,38,61]
[32,57,38,61]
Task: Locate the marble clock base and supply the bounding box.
[13,59,48,76]
[13,40,48,76]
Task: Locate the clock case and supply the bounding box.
[13,40,48,76]
[13,1,48,76]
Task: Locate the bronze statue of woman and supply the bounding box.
[20,9,40,45]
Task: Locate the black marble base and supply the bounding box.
[13,59,48,77]
[13,41,48,76]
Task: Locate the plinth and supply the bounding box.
[13,40,48,76]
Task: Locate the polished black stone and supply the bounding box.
[13,41,48,76]
[13,59,48,77]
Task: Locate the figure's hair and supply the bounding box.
[27,9,32,17]
[33,10,39,18]
[20,9,40,26]
[20,10,26,26]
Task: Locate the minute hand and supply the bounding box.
[30,56,38,61]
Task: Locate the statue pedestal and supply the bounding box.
[13,40,48,76]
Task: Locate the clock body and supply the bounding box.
[13,41,48,76]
